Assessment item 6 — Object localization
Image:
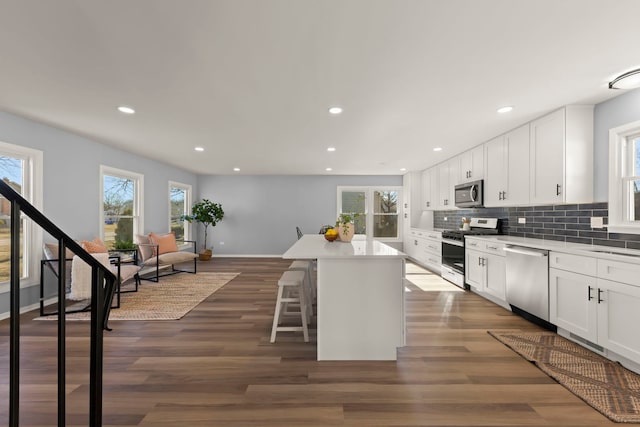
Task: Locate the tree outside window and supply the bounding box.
[169,182,191,241]
[101,166,143,249]
[337,186,402,240]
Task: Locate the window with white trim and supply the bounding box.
[169,181,192,241]
[608,120,640,234]
[337,186,402,240]
[0,141,43,286]
[100,166,144,248]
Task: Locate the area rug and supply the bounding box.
[37,272,239,321]
[489,330,640,423]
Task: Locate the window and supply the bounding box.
[608,120,640,234]
[337,186,402,240]
[169,181,192,241]
[0,141,43,286]
[100,166,143,248]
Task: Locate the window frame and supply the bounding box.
[0,141,43,290]
[608,119,640,234]
[99,165,144,246]
[168,181,192,246]
[337,186,403,242]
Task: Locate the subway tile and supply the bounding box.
[553,204,579,211]
[555,217,578,223]
[534,205,555,211]
[565,210,593,216]
[627,241,640,250]
[543,235,566,242]
[579,230,609,239]
[555,229,578,236]
[608,232,640,242]
[593,238,626,248]
[543,223,565,229]
[566,223,594,231]
[592,209,608,217]
[578,202,608,210]
[542,211,566,217]
[566,237,594,245]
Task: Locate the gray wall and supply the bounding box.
[197,175,403,255]
[0,111,198,315]
[594,87,640,201]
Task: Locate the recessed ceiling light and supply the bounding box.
[325,167,333,172]
[400,168,407,172]
[328,106,343,115]
[433,147,442,152]
[194,147,204,152]
[233,167,240,172]
[327,147,336,152]
[497,106,514,114]
[117,105,135,114]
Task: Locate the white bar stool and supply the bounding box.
[270,270,310,343]
[288,260,315,309]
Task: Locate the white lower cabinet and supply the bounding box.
[550,251,640,366]
[465,238,506,302]
[407,229,441,273]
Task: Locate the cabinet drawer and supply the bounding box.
[598,259,640,285]
[424,240,441,255]
[483,241,505,256]
[466,239,482,249]
[425,254,442,267]
[425,232,441,241]
[550,252,597,276]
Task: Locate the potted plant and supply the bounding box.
[182,199,224,261]
[336,213,359,242]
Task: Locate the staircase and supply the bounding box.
[0,179,117,427]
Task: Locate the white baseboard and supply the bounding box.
[0,297,56,321]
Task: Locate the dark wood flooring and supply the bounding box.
[0,257,616,426]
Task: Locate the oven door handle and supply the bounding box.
[442,239,464,247]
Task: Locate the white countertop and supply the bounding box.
[466,235,640,264]
[283,235,407,259]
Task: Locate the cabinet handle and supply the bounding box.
[469,242,477,247]
[404,213,408,218]
[481,257,486,266]
[503,191,507,200]
[556,184,561,196]
[478,257,482,266]
[414,240,418,246]
[487,245,498,250]
[498,191,503,200]
[588,286,593,301]
[426,201,430,207]
[597,288,604,304]
[404,203,408,208]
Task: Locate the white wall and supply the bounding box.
[197,175,403,255]
[594,87,640,201]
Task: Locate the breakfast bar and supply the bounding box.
[283,235,407,361]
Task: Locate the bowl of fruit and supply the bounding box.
[324,227,339,242]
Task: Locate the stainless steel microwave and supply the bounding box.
[454,180,483,208]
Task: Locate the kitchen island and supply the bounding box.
[283,235,407,360]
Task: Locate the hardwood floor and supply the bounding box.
[0,258,616,426]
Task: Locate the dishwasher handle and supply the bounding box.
[503,246,548,257]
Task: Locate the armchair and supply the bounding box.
[134,233,198,282]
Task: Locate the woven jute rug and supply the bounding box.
[489,330,640,423]
[37,272,239,321]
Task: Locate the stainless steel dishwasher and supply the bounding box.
[503,245,551,326]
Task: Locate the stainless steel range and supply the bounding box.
[441,218,500,288]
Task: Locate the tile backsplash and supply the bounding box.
[433,202,640,250]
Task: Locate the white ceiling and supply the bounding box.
[1,0,639,175]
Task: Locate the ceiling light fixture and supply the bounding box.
[328,106,343,115]
[233,167,240,172]
[433,147,442,152]
[497,106,514,114]
[609,68,640,89]
[194,147,204,152]
[400,168,407,172]
[327,147,336,152]
[325,167,333,172]
[117,105,135,114]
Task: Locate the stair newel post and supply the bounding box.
[57,240,67,427]
[9,200,21,427]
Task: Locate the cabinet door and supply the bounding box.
[505,123,530,205]
[549,268,597,343]
[484,135,506,206]
[484,253,506,300]
[429,167,439,210]
[459,145,484,182]
[465,249,484,289]
[421,169,432,210]
[438,162,450,209]
[447,157,460,208]
[530,109,564,204]
[597,278,640,362]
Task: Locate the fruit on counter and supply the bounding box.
[324,228,339,242]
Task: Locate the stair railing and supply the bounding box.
[0,179,117,427]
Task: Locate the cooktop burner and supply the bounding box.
[441,218,501,242]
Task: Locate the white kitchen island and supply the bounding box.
[283,235,407,361]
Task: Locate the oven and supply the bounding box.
[441,237,465,287]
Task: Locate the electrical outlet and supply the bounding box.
[518,217,526,224]
[444,217,448,221]
[590,217,604,228]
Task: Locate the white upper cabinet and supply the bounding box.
[421,168,436,210]
[437,157,459,209]
[458,145,484,183]
[484,124,530,207]
[529,106,594,204]
[403,171,422,229]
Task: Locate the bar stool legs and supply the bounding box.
[270,269,309,343]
